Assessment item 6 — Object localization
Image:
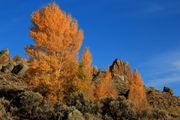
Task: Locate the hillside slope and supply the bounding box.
[0,48,180,120]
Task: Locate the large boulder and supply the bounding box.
[109,59,131,95]
[68,109,84,120]
[12,63,29,76]
[163,86,174,95]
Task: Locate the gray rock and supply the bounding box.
[2,62,15,73]
[163,86,174,95]
[113,74,129,95]
[12,63,28,76]
[67,109,84,120]
[109,59,131,95]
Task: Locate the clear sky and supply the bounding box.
[0,0,180,96]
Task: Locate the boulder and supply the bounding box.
[163,86,174,95]
[12,63,28,76]
[68,109,84,120]
[1,62,15,73]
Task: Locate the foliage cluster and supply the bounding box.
[25,3,118,103]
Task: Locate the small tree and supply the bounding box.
[94,69,118,100]
[80,47,93,80]
[74,48,94,100]
[25,3,83,102]
[128,69,149,111]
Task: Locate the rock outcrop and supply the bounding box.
[109,59,131,96]
[0,49,28,76]
[93,59,132,96]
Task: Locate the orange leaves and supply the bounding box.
[128,69,149,111]
[25,3,83,102]
[82,48,92,69]
[29,3,83,55]
[74,48,94,100]
[25,3,145,104]
[81,48,93,79]
[94,70,118,101]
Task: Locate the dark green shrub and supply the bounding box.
[0,102,12,120]
[98,96,137,120]
[152,109,169,120]
[64,92,98,114]
[53,102,75,120]
[12,91,53,120]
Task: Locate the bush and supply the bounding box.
[12,91,53,120]
[98,96,137,120]
[0,101,12,120]
[53,102,75,120]
[64,92,98,114]
[152,109,169,120]
[136,108,169,120]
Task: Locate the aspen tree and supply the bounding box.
[25,3,83,101]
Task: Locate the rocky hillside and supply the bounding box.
[0,48,180,120]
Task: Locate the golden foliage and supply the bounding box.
[128,69,149,111]
[25,3,83,101]
[81,47,93,80]
[74,48,94,100]
[94,69,118,100]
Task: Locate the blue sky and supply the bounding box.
[0,0,180,96]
